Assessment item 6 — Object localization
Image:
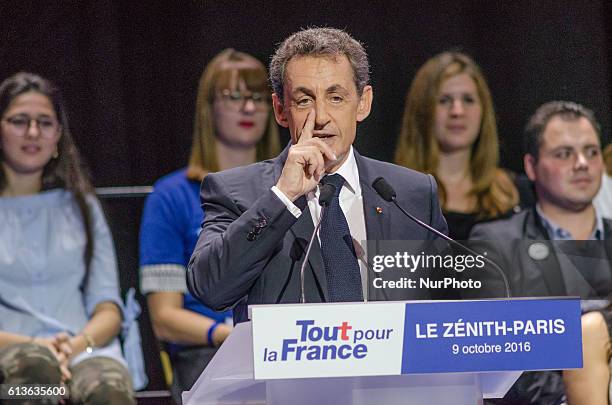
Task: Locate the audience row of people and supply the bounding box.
[144,45,612,404]
[0,42,609,404]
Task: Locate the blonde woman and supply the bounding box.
[395,52,524,240]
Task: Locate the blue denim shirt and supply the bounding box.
[535,204,604,241]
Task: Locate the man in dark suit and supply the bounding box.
[187,28,448,323]
[466,101,610,405]
[467,101,611,301]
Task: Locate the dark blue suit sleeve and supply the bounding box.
[187,174,298,311]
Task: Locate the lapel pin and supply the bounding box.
[376,207,383,214]
[528,242,549,261]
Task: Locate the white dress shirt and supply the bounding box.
[271,147,369,299]
[594,173,612,220]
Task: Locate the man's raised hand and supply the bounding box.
[275,109,336,201]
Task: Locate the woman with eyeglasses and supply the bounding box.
[139,48,280,402]
[0,72,134,403]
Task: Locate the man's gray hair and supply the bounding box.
[269,27,370,101]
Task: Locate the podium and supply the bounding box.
[183,299,582,405]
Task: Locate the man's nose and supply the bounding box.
[574,152,589,170]
[314,102,330,128]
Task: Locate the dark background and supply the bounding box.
[2,0,611,392]
[1,0,610,187]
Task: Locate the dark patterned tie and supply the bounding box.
[319,174,363,302]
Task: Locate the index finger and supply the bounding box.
[297,109,315,144]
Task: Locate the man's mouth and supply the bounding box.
[314,134,336,146]
[313,131,336,138]
[570,176,593,185]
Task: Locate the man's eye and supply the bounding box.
[585,147,600,158]
[554,150,572,159]
[330,95,344,103]
[296,98,312,107]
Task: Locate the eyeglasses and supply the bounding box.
[2,114,60,139]
[218,89,269,111]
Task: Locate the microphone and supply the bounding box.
[300,183,336,303]
[372,177,511,298]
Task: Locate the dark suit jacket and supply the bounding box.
[466,207,612,298]
[187,146,448,322]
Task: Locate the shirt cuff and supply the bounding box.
[271,186,302,218]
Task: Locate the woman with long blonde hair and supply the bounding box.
[395,51,522,239]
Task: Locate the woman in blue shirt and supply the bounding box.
[0,72,134,403]
[139,48,280,402]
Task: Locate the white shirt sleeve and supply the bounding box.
[271,186,302,218]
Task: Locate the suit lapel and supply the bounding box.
[354,150,391,244]
[354,151,393,301]
[360,184,392,301]
[361,183,389,245]
[524,209,567,296]
[287,198,328,302]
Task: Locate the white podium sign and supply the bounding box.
[251,302,406,379]
[183,298,580,405]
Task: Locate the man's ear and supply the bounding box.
[356,85,373,122]
[524,154,537,182]
[272,93,289,128]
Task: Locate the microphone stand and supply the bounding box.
[372,177,511,298]
[300,209,326,303]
